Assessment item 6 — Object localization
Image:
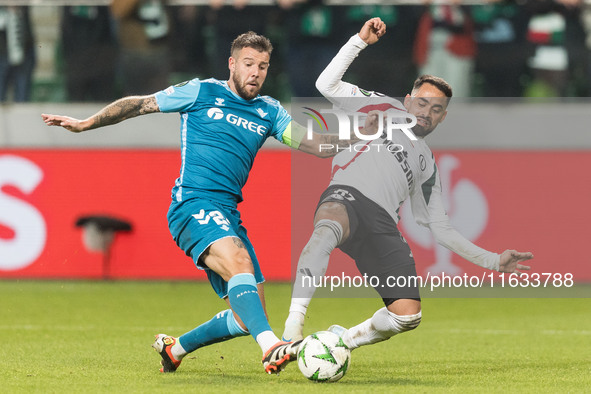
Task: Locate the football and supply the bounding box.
[297,330,351,382]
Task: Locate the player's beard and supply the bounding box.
[412,116,435,138]
[232,73,261,100]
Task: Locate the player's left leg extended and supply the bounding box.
[333,299,422,350]
[152,307,248,373]
[329,200,422,350]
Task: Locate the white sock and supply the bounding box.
[282,309,305,341]
[290,219,343,308]
[171,341,187,360]
[284,220,343,341]
[343,307,422,350]
[342,317,383,349]
[256,330,281,354]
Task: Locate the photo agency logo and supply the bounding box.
[301,105,419,153]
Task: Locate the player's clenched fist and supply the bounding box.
[358,17,386,45]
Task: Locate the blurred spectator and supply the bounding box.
[582,3,591,95]
[110,0,171,95]
[471,1,530,97]
[413,2,476,97]
[205,0,266,81]
[0,6,35,103]
[168,5,208,78]
[204,0,291,99]
[523,0,587,97]
[281,0,345,97]
[261,5,291,101]
[341,5,421,96]
[61,6,118,102]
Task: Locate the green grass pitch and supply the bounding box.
[1,281,589,393]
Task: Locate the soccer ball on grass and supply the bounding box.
[297,330,351,382]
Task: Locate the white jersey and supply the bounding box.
[316,34,500,271]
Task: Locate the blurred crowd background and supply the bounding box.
[1,0,591,103]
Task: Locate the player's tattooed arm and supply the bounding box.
[90,95,160,130]
[41,95,160,133]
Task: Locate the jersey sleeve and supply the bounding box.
[270,104,293,145]
[154,78,201,113]
[316,34,367,101]
[410,163,500,271]
[410,162,448,226]
[315,34,403,113]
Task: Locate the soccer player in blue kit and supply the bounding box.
[42,31,351,375]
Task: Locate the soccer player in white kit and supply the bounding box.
[282,18,534,350]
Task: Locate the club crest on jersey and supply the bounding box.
[256,108,268,118]
[419,155,427,171]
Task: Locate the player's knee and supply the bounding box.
[225,241,254,277]
[395,311,422,332]
[371,307,422,338]
[230,252,253,275]
[312,219,344,250]
[315,203,349,235]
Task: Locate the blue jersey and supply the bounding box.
[155,78,291,206]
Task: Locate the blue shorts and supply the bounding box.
[167,198,265,298]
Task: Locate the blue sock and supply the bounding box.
[179,309,248,353]
[227,273,272,340]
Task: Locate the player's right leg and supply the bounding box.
[160,200,296,374]
[153,201,251,372]
[203,236,301,373]
[283,200,349,342]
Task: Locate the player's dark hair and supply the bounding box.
[413,75,453,98]
[231,31,273,56]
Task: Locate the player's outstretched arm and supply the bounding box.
[498,250,534,274]
[41,95,160,133]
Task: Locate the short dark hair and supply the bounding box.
[412,75,453,98]
[230,31,273,57]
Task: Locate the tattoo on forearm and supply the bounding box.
[232,237,246,249]
[90,96,158,129]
